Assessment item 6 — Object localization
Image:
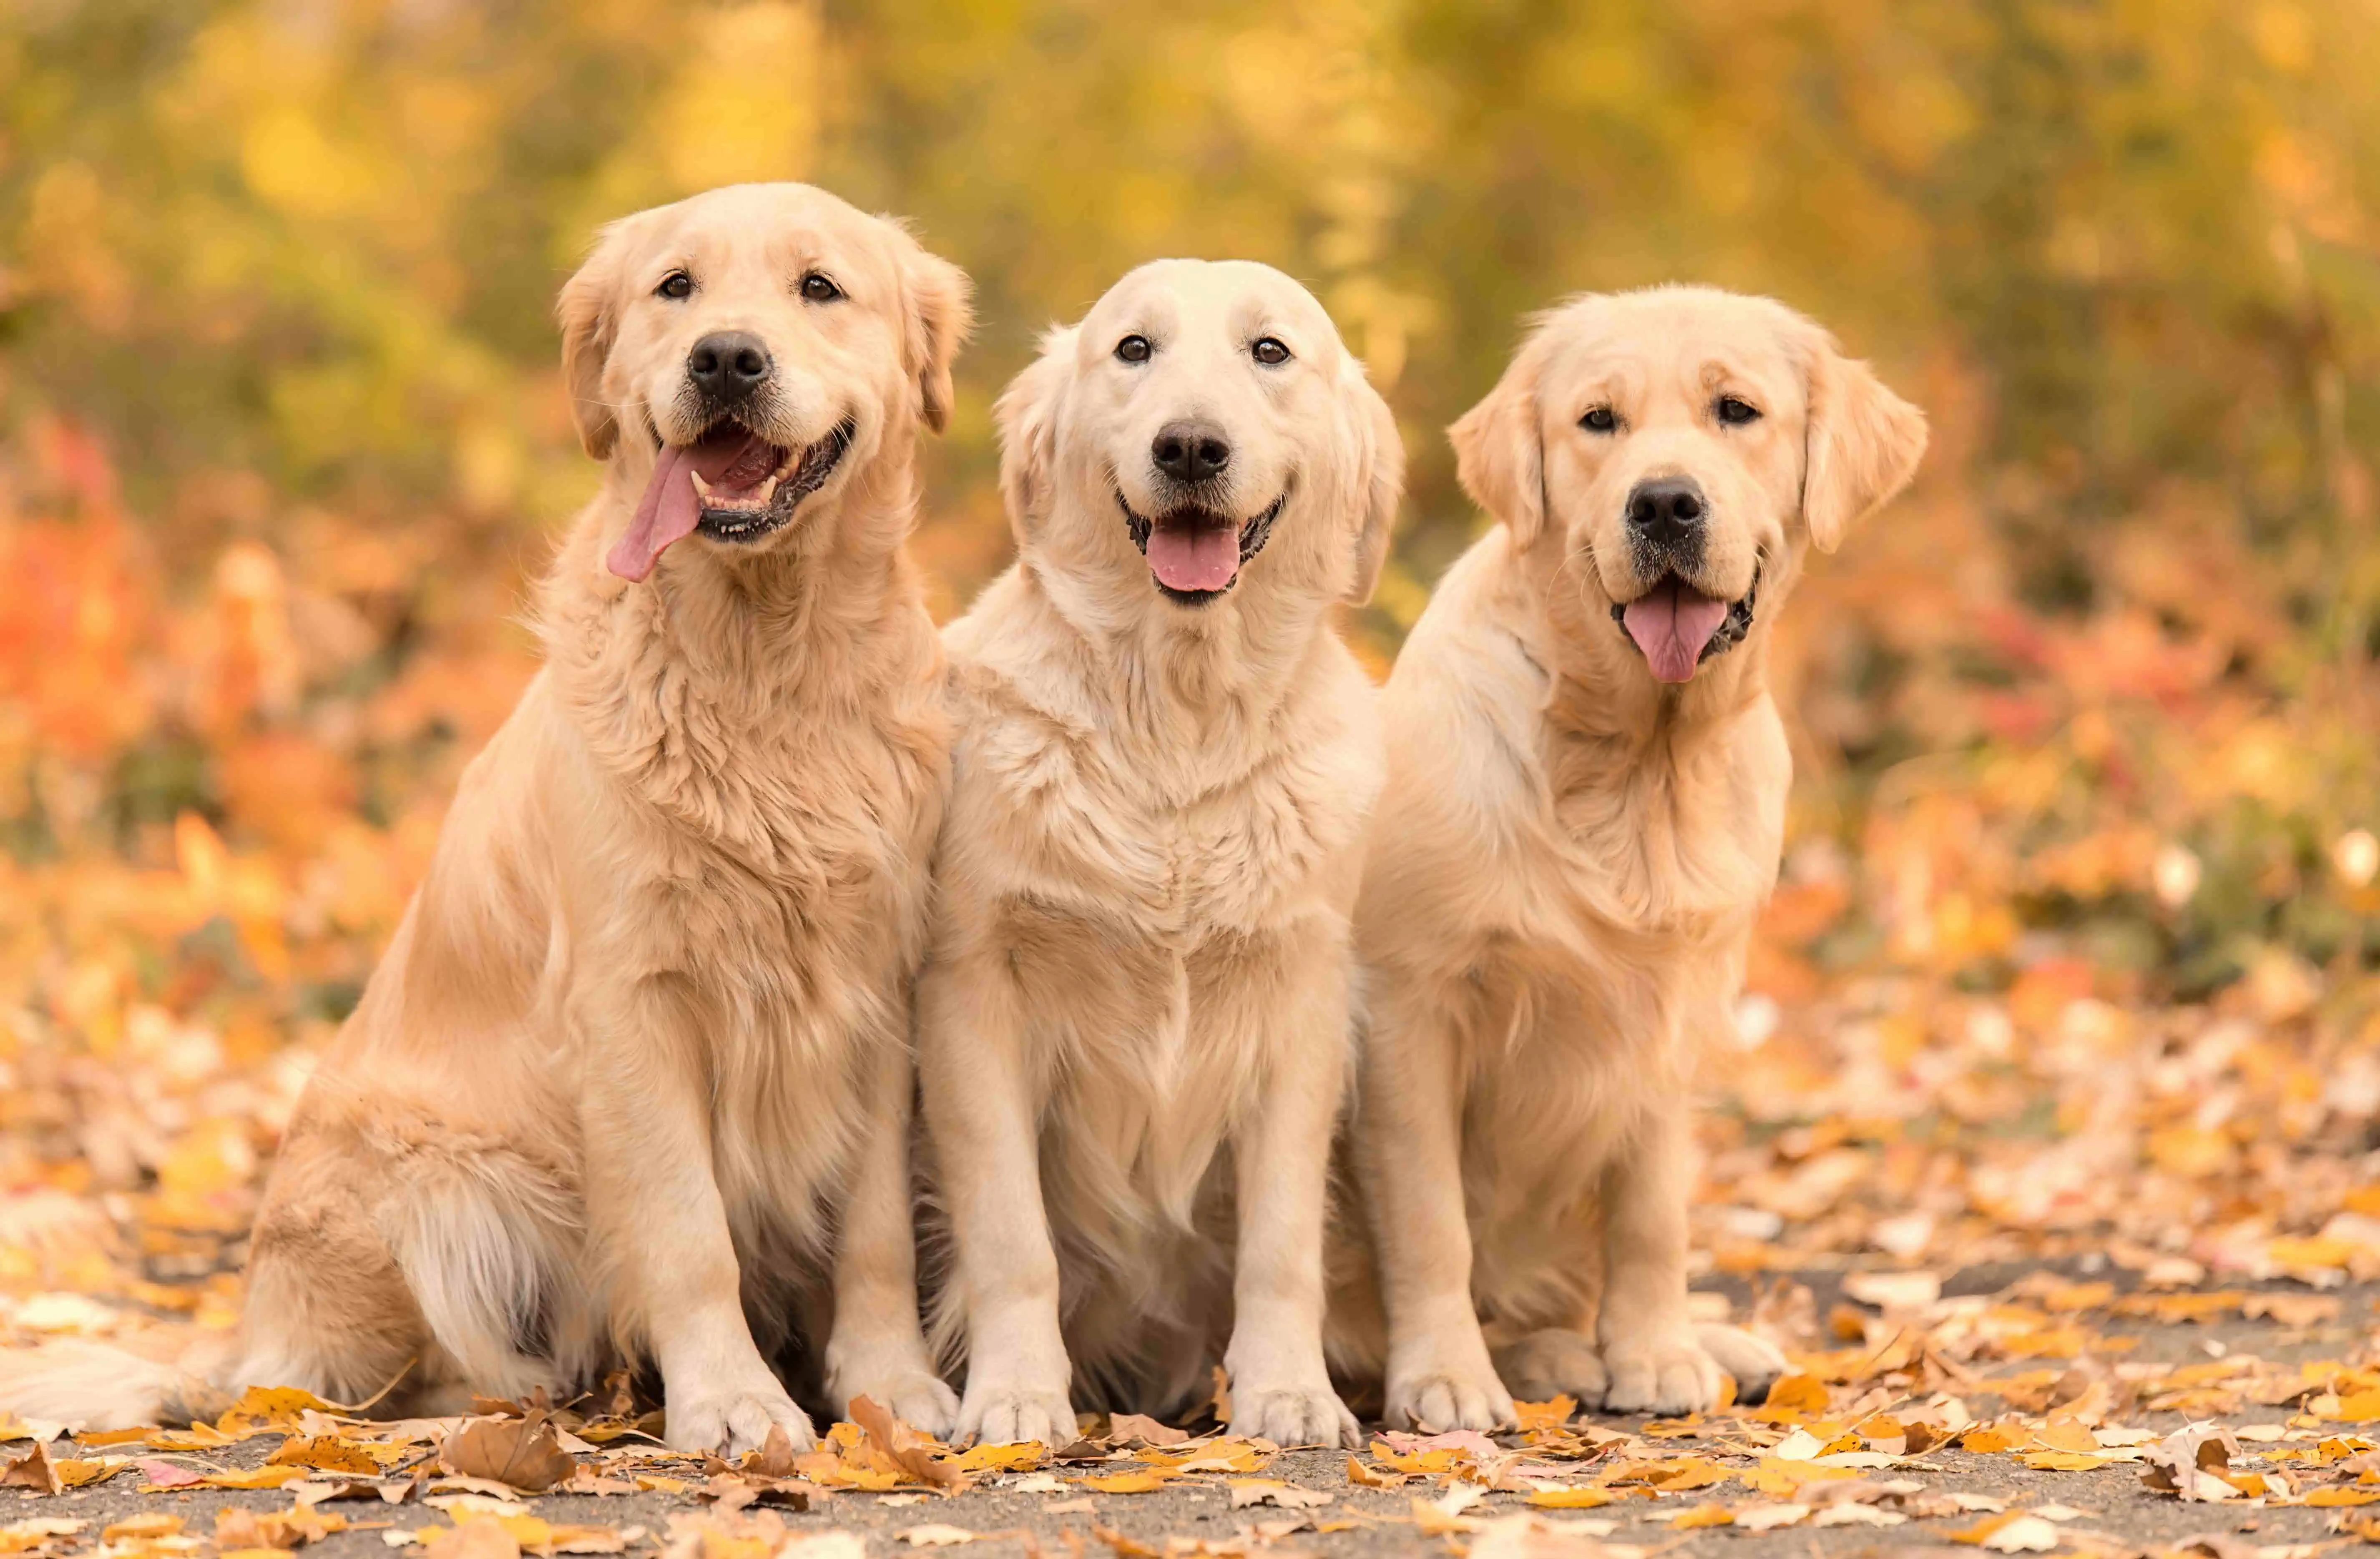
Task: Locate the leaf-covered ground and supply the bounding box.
[13,1269,2380,1559]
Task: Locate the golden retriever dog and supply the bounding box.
[0,183,970,1453]
[1336,286,1925,1427]
[918,260,1400,1449]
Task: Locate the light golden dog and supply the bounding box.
[918,260,1401,1449]
[1337,286,1926,1426]
[0,183,970,1453]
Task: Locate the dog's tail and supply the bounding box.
[0,1333,236,1431]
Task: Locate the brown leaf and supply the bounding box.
[440,1411,577,1494]
[1101,1414,1186,1449]
[746,1423,799,1479]
[0,1445,61,1496]
[848,1395,967,1492]
[214,1504,347,1550]
[2141,1422,2243,1501]
[419,1520,522,1559]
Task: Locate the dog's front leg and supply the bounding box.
[1219,936,1363,1450]
[1594,1100,1723,1415]
[917,947,1078,1446]
[581,981,812,1455]
[823,1012,959,1436]
[1360,984,1518,1433]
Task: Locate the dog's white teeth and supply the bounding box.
[689,469,714,502]
[754,473,780,507]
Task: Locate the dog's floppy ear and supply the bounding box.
[557,219,636,461]
[1802,333,1928,553]
[1342,367,1405,605]
[895,232,974,434]
[996,326,1076,543]
[1448,341,1546,547]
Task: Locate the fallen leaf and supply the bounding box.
[849,1396,969,1492]
[1225,1479,1332,1509]
[272,1435,410,1474]
[1080,1470,1174,1494]
[896,1526,976,1547]
[215,1504,348,1550]
[1103,1414,1186,1447]
[216,1387,338,1438]
[1525,1487,1613,1509]
[0,1519,83,1556]
[440,1413,577,1493]
[1951,1512,2061,1552]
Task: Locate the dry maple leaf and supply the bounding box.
[214,1504,347,1550]
[0,1445,60,1496]
[2141,1421,2244,1501]
[848,1395,969,1492]
[1100,1413,1186,1448]
[440,1411,577,1494]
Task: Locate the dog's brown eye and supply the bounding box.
[657,271,694,301]
[800,273,841,303]
[1116,335,1152,364]
[1252,337,1291,366]
[1581,406,1618,434]
[1716,395,1762,426]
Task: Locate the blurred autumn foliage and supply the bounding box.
[2,1,2380,1305]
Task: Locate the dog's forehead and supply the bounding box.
[1089,259,1332,342]
[1538,291,1808,406]
[632,184,888,284]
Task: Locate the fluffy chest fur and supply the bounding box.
[542,533,949,1232]
[938,570,1381,1252]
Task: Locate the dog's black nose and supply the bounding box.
[1626,477,1706,549]
[688,331,772,405]
[1152,420,1231,485]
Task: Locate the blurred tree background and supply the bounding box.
[3,0,2380,1289]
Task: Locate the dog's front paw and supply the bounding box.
[1695,1322,1788,1404]
[1598,1328,1724,1416]
[1384,1360,1515,1434]
[1231,1378,1362,1449]
[1492,1327,1608,1407]
[956,1382,1078,1448]
[843,1368,961,1441]
[666,1378,815,1456]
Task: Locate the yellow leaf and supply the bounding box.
[1525,1488,1613,1509]
[2307,1488,2380,1506]
[214,1388,336,1439]
[204,1465,308,1489]
[1512,1397,1575,1432]
[940,1441,1045,1474]
[1081,1471,1175,1494]
[1671,1506,1733,1528]
[269,1436,406,1474]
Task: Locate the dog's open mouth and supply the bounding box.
[1115,492,1287,605]
[606,419,854,582]
[1609,568,1759,684]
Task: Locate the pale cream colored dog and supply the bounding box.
[0,183,970,1453]
[1337,286,1926,1426]
[919,260,1400,1449]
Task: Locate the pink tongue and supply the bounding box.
[1145,523,1240,594]
[605,430,781,583]
[1621,578,1731,684]
[607,445,699,582]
